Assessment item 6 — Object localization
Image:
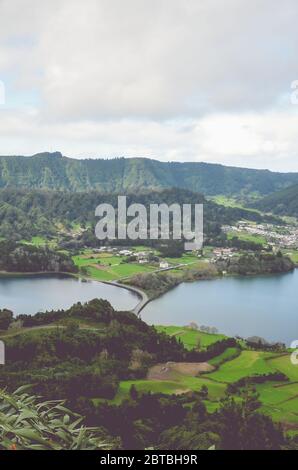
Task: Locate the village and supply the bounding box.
[222,221,298,250]
[90,246,171,269]
[73,224,298,282]
[72,242,213,283]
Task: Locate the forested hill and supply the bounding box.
[253,183,298,217]
[0,188,279,241]
[0,152,297,196]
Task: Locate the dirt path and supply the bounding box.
[147,361,215,380]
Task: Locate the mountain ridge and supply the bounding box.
[0,152,297,195]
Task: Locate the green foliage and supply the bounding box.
[267,354,298,382]
[159,427,220,450]
[253,183,298,217]
[158,241,184,258]
[0,299,188,400]
[0,309,13,330]
[209,347,240,367]
[155,325,226,350]
[82,390,285,450]
[208,351,278,383]
[0,239,76,273]
[215,393,285,450]
[216,252,294,276]
[0,296,293,449]
[0,152,297,196]
[0,386,114,450]
[0,186,279,243]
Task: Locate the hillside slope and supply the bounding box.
[253,184,298,217]
[0,187,279,241]
[0,152,297,196]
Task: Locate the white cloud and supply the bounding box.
[0,107,298,171]
[0,0,298,170]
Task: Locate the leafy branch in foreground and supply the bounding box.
[0,386,113,450]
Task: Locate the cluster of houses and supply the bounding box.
[211,248,235,261]
[94,246,170,268]
[118,249,150,262]
[222,221,298,249]
[121,250,170,268]
[94,246,118,253]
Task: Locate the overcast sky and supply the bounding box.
[0,0,298,171]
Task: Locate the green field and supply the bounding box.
[257,382,298,406]
[267,354,298,381]
[210,195,261,214]
[106,374,226,405]
[206,350,298,428]
[21,236,57,248]
[155,325,226,350]
[20,319,296,429]
[208,351,277,383]
[227,230,267,245]
[103,380,184,405]
[164,253,198,265]
[210,195,246,208]
[283,250,298,263]
[209,347,240,367]
[73,248,211,282]
[103,350,295,412]
[258,381,298,425]
[114,350,298,428]
[73,251,155,281]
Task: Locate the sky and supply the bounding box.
[0,0,298,171]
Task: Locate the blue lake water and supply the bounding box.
[141,269,298,346]
[0,274,139,315]
[0,271,297,346]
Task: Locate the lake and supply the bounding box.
[0,274,139,315]
[0,271,297,346]
[141,269,298,346]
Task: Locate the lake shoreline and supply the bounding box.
[0,270,148,316]
[0,265,296,322]
[0,272,140,317]
[123,265,297,312]
[0,270,78,278]
[140,268,298,345]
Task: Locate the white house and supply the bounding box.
[119,250,133,256]
[159,261,169,269]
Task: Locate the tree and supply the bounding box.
[199,385,208,400]
[129,384,138,401]
[196,337,201,351]
[217,393,284,450]
[0,309,13,330]
[158,241,184,258]
[159,426,220,450]
[62,319,80,335]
